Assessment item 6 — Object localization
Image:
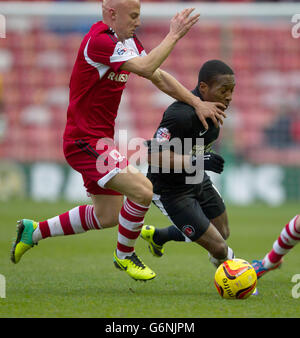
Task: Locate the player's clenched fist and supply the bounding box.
[169,8,200,41]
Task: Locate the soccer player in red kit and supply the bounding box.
[11,0,226,281]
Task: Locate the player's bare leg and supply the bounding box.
[105,165,156,281]
[141,213,230,259]
[194,223,234,268]
[210,211,230,240]
[141,220,234,267]
[90,194,123,228]
[106,164,153,206]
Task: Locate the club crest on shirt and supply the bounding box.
[115,42,136,57]
[109,149,126,163]
[155,127,171,143]
[117,47,127,55]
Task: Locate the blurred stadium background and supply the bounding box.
[0,0,299,206]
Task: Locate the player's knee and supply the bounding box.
[131,182,153,207]
[101,218,118,228]
[94,210,118,229]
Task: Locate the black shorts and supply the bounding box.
[152,173,225,241]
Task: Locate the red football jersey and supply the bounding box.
[63,21,146,141]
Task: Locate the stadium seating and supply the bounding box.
[0,18,299,164]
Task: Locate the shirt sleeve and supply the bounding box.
[147,103,192,154]
[87,34,143,73]
[160,103,191,140]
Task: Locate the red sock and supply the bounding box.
[116,198,149,259]
[263,215,300,268]
[33,205,101,242]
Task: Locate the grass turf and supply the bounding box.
[0,200,299,318]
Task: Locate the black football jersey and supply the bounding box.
[147,88,220,191]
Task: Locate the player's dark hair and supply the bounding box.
[198,60,234,86]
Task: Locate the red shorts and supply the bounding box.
[63,138,129,195]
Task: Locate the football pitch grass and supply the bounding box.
[0,199,299,318]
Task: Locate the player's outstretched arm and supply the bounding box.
[149,69,226,130]
[120,8,199,78]
[148,148,225,174]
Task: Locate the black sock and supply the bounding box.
[153,225,185,246]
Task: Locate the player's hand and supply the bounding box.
[169,8,200,41]
[203,152,225,174]
[194,100,227,130]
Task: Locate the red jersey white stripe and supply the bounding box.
[63,21,146,141]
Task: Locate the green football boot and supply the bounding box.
[140,225,165,257]
[113,250,156,281]
[11,219,38,264]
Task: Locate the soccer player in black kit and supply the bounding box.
[141,60,236,268]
